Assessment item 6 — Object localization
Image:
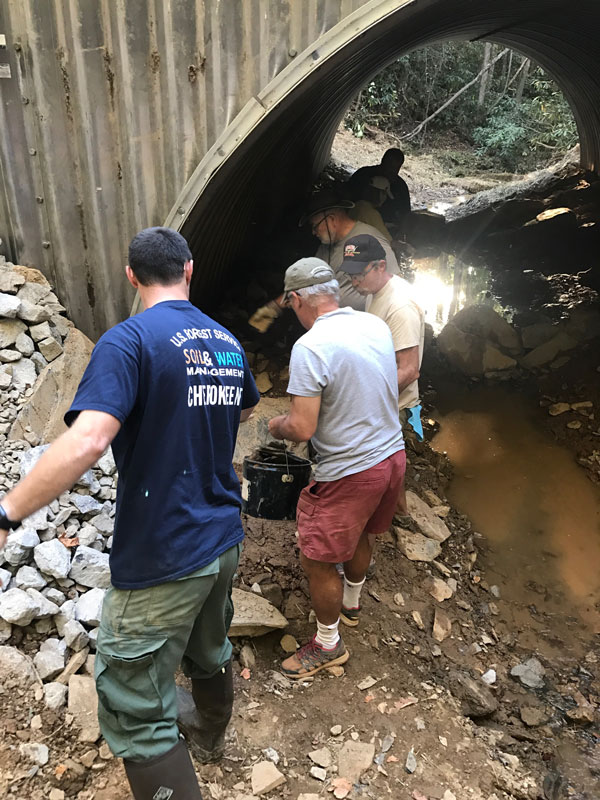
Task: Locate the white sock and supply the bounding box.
[343,576,365,610]
[315,618,340,650]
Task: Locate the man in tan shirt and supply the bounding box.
[339,233,425,438]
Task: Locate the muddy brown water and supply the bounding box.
[432,384,600,794]
[433,384,600,642]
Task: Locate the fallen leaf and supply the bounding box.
[58,536,79,548]
[240,667,251,680]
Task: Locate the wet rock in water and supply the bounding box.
[520,332,577,370]
[448,670,498,718]
[510,657,545,689]
[251,760,286,796]
[229,588,288,636]
[394,527,442,562]
[406,492,452,542]
[0,645,39,685]
[337,740,375,783]
[451,305,521,354]
[482,343,517,373]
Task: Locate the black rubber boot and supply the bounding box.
[176,661,233,763]
[124,738,202,799]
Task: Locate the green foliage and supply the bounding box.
[345,45,577,173]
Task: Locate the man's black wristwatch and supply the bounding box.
[0,503,20,531]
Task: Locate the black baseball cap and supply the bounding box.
[339,234,386,274]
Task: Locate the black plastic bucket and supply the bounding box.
[242,445,312,520]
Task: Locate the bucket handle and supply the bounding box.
[281,440,293,483]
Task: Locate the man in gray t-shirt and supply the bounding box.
[269,258,406,679]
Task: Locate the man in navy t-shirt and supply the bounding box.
[0,227,259,799]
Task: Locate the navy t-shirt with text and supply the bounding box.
[65,300,260,590]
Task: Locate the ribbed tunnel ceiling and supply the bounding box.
[167,0,600,312]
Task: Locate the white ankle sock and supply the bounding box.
[343,576,365,610]
[315,618,340,650]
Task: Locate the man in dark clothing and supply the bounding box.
[346,148,411,227]
[0,227,260,799]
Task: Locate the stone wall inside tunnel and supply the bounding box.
[2,0,600,337]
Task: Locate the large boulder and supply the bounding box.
[438,305,522,376]
[520,332,577,370]
[10,327,94,443]
[449,305,521,355]
[437,324,485,377]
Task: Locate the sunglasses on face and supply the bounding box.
[350,263,378,283]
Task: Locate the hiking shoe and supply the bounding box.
[340,605,360,627]
[281,635,349,679]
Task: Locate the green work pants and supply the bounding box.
[94,542,241,761]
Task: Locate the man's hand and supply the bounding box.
[268,396,321,443]
[268,414,287,440]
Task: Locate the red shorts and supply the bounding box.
[296,449,406,563]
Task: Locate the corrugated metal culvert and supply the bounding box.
[1,0,599,338]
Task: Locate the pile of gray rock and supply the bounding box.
[0,260,117,709]
[437,303,600,378]
[0,441,117,667]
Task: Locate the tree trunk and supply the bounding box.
[478,43,493,106]
[516,57,531,104]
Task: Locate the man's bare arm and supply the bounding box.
[240,404,258,423]
[0,410,121,547]
[268,395,321,442]
[396,346,420,395]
